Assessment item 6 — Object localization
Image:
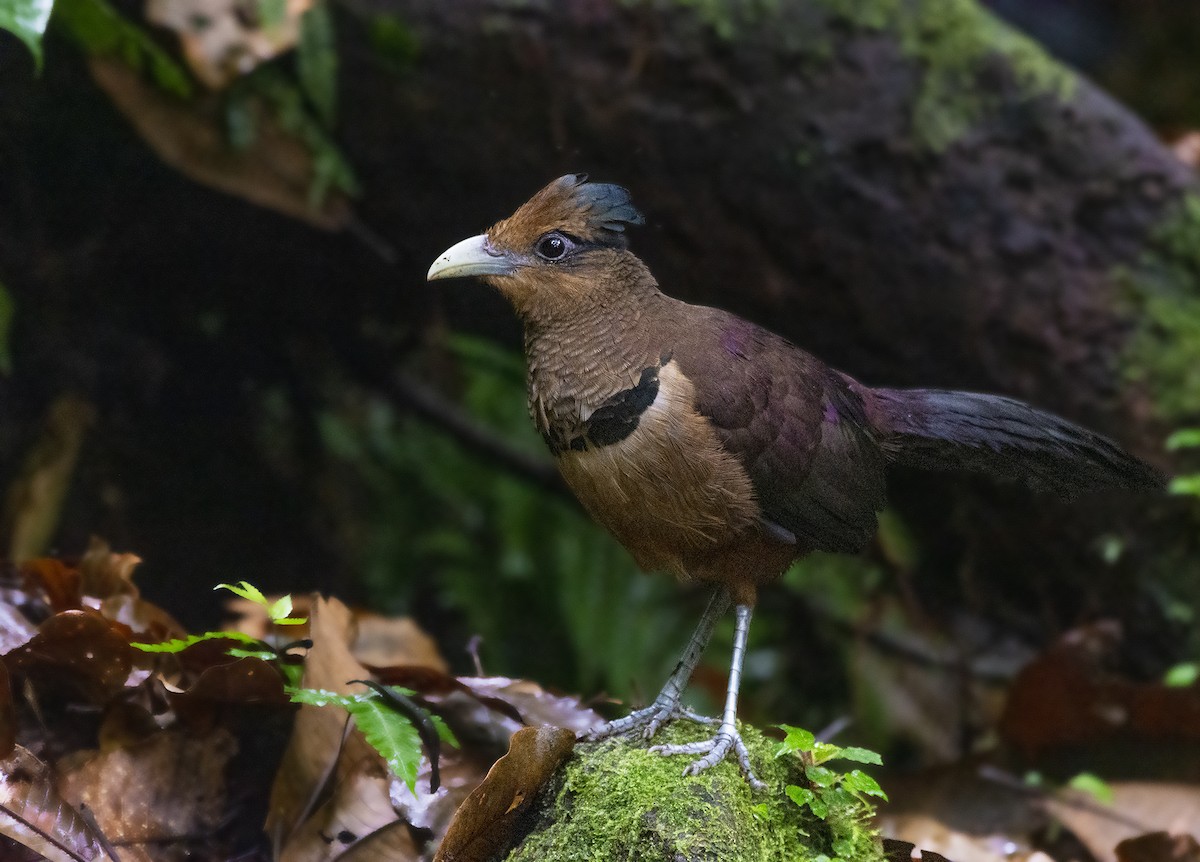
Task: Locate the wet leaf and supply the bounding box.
[434,726,575,862]
[882,838,959,862]
[353,613,448,673]
[5,610,134,702]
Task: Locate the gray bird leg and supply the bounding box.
[649,602,766,791]
[583,586,730,741]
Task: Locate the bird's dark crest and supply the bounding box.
[488,174,645,251]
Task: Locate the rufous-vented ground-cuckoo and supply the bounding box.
[427,174,1162,789]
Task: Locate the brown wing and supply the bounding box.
[670,309,887,553]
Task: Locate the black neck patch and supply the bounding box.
[585,364,661,447]
[542,362,663,456]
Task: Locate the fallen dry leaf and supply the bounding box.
[266,596,382,853]
[433,726,575,862]
[278,768,416,862]
[1117,832,1200,862]
[5,610,135,703]
[0,745,106,862]
[1044,782,1200,862]
[353,613,448,674]
[58,728,236,853]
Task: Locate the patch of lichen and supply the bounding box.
[505,722,883,862]
[812,0,1076,151]
[1118,193,1200,424]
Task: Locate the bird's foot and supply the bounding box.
[649,721,767,792]
[583,698,714,742]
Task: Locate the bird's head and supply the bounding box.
[427,174,647,316]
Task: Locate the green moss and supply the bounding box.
[507,722,883,862]
[814,0,1076,151]
[1118,193,1200,424]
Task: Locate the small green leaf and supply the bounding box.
[834,746,883,766]
[216,581,268,606]
[1166,429,1200,451]
[811,742,843,764]
[297,1,336,127]
[805,765,838,787]
[348,695,423,791]
[131,630,261,653]
[749,802,771,820]
[429,713,459,747]
[1168,475,1200,498]
[268,594,293,621]
[0,282,13,375]
[776,724,815,756]
[842,770,888,800]
[0,0,55,69]
[1067,772,1114,806]
[1164,662,1199,688]
[786,785,828,818]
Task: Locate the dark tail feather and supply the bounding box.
[870,388,1163,494]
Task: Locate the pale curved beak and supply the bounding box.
[427,234,515,281]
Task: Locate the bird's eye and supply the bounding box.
[535,233,570,261]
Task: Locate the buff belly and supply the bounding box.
[553,363,793,597]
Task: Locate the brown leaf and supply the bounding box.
[266,596,380,851]
[0,660,16,759]
[57,728,236,848]
[884,838,960,862]
[433,726,575,862]
[5,610,135,703]
[0,745,106,862]
[1117,832,1200,862]
[1044,783,1200,862]
[353,614,448,674]
[169,656,290,732]
[77,538,139,601]
[20,559,82,614]
[278,769,415,862]
[87,57,349,230]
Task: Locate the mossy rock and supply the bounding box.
[505,722,884,862]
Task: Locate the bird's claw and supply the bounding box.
[649,722,766,791]
[582,699,713,742]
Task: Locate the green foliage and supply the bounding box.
[226,65,359,206]
[288,686,456,792]
[1118,194,1200,424]
[0,280,13,375]
[0,0,54,69]
[776,726,886,862]
[215,580,306,625]
[1067,772,1114,806]
[1164,662,1200,687]
[367,14,420,72]
[319,336,691,699]
[297,1,337,127]
[53,0,192,97]
[130,629,261,654]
